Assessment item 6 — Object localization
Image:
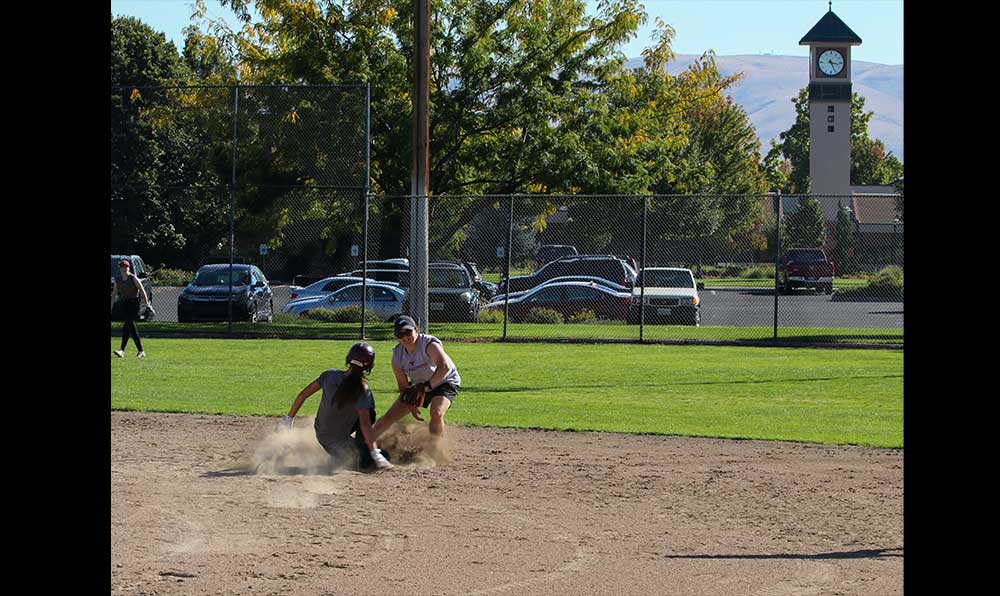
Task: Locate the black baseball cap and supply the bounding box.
[393,315,417,335]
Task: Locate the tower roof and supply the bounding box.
[799,7,862,45]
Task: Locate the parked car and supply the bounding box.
[427,262,481,322]
[341,268,410,286]
[291,274,326,289]
[343,263,482,322]
[178,264,274,322]
[288,276,391,301]
[110,254,154,321]
[534,244,578,269]
[491,275,632,304]
[431,259,497,300]
[362,258,409,270]
[483,280,632,322]
[778,248,835,295]
[628,267,700,326]
[282,282,406,321]
[499,254,636,295]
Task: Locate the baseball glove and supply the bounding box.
[399,382,430,421]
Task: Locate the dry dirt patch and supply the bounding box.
[111,411,902,595]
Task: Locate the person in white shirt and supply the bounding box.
[373,316,461,439]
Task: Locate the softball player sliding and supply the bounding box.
[278,342,393,471]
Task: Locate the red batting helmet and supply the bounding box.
[346,342,375,372]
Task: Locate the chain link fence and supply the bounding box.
[112,86,902,347]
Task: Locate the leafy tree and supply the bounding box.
[111,16,233,268]
[765,88,903,193]
[783,196,824,249]
[831,201,855,273]
[202,1,768,257]
[762,140,791,193]
[459,203,540,270]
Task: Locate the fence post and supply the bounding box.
[361,84,371,340]
[639,195,648,342]
[227,80,240,335]
[502,195,514,340]
[772,191,781,339]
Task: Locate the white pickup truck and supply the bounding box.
[629,267,701,326]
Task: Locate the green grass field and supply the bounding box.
[113,320,903,345]
[111,338,903,448]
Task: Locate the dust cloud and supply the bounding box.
[249,417,455,475]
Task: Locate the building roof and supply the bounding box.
[799,8,862,45]
[850,195,902,225]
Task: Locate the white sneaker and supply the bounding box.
[114,350,125,358]
[137,351,146,359]
[370,448,394,471]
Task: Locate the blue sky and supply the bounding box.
[110,0,903,65]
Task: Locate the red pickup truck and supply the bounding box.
[778,248,835,295]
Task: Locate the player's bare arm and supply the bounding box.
[356,408,379,451]
[286,380,322,418]
[424,341,452,387]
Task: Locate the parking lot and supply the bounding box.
[145,284,902,329]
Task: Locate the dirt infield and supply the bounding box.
[111,412,902,595]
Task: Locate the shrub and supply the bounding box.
[866,266,904,299]
[869,266,904,290]
[524,307,563,324]
[740,264,774,279]
[271,312,303,325]
[150,267,195,286]
[301,306,383,324]
[477,308,505,324]
[833,266,903,301]
[566,309,598,324]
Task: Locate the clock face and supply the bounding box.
[818,49,845,76]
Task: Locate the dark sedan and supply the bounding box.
[483,281,632,322]
[178,264,274,323]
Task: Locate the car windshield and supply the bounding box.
[193,269,250,286]
[430,269,470,288]
[788,250,825,262]
[639,270,694,288]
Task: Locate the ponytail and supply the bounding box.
[332,365,368,408]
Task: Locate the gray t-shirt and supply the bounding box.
[391,334,461,388]
[313,369,376,448]
[117,275,140,300]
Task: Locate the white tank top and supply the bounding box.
[391,334,461,387]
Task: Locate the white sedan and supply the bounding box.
[288,275,392,301]
[282,282,407,321]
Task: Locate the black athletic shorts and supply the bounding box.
[420,382,459,407]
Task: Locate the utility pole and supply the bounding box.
[410,0,431,331]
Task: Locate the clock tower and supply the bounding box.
[799,3,862,216]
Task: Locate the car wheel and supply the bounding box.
[825,284,833,295]
[262,300,274,322]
